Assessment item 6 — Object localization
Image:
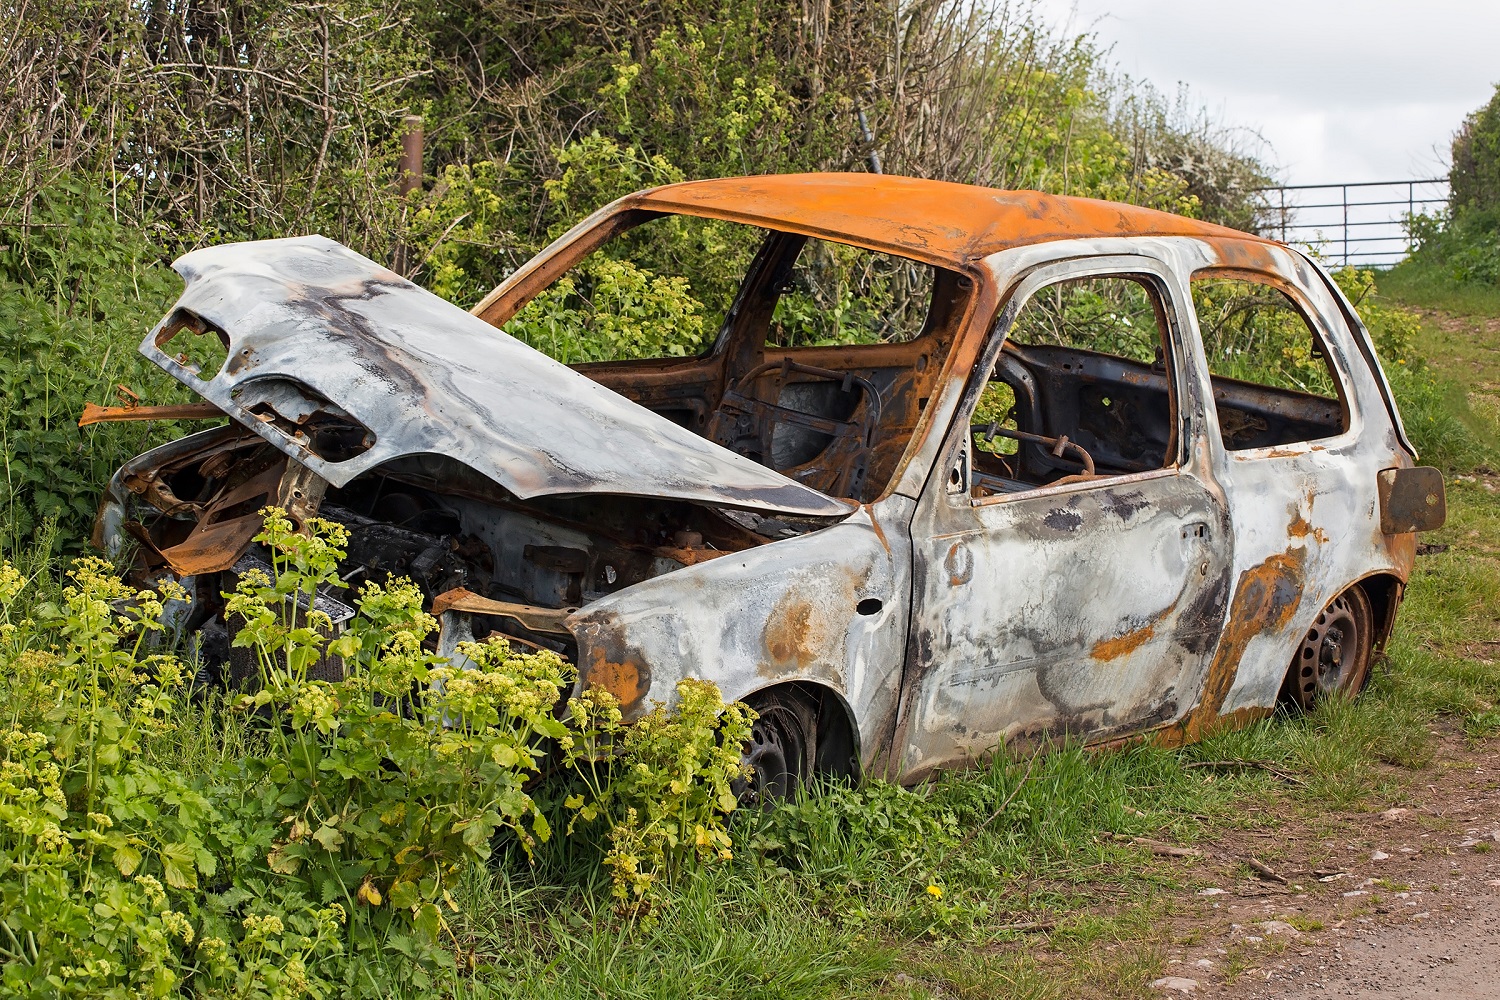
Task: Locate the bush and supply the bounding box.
[0,511,749,996]
[1395,85,1500,292]
[1451,84,1500,218]
[0,181,186,554]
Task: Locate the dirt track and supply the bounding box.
[1145,731,1500,998]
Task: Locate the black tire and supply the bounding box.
[1282,585,1376,710]
[735,689,818,805]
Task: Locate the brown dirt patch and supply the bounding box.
[1137,731,1500,997]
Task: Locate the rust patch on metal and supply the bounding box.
[1090,597,1182,663]
[651,545,729,566]
[430,587,575,634]
[1173,547,1307,743]
[629,175,1273,268]
[865,505,891,555]
[1091,624,1156,662]
[1377,466,1446,534]
[155,460,285,575]
[79,401,223,427]
[584,648,646,713]
[945,541,973,586]
[1382,529,1418,578]
[158,514,265,576]
[763,593,831,670]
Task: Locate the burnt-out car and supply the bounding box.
[90,173,1445,792]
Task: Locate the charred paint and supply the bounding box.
[1100,490,1150,522]
[1043,508,1083,532]
[142,237,853,519]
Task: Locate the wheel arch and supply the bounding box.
[1277,573,1398,708]
[741,679,861,781]
[1352,571,1405,657]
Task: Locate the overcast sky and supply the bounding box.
[1032,0,1500,186]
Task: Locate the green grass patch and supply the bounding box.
[1381,261,1500,318]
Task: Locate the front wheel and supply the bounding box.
[735,690,817,805]
[1282,585,1375,710]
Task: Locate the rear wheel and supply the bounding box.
[735,690,817,805]
[1282,585,1375,710]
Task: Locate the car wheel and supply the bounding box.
[1283,585,1375,710]
[735,690,817,805]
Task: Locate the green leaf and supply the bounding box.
[112,844,142,877]
[160,842,197,889]
[413,901,442,941]
[388,879,418,909]
[312,824,345,851]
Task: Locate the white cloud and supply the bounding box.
[1033,0,1500,183]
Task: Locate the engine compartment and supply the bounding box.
[107,425,819,672]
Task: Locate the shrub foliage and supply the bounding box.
[0,511,749,996]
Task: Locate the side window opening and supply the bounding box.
[970,275,1177,500]
[1190,274,1347,450]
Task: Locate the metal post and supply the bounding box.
[855,105,882,175]
[394,115,424,276]
[399,115,423,196]
[1342,184,1349,267]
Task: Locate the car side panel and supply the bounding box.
[566,499,916,772]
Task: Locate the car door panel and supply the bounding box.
[893,256,1232,779]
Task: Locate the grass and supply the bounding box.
[1379,261,1500,320]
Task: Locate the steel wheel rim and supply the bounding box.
[1293,591,1371,708]
[738,705,806,804]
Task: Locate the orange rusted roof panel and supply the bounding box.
[631,173,1271,265]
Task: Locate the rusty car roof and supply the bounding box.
[629,173,1272,266]
[139,236,854,518]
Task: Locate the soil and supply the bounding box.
[1142,729,1500,998]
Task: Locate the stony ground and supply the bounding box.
[1138,727,1500,998]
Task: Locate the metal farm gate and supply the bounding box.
[1255,178,1450,268]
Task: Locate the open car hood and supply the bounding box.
[140,236,853,518]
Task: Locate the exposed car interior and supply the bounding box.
[1191,272,1347,450]
[964,271,1351,499]
[564,224,974,504]
[968,275,1179,498]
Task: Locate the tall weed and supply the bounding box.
[0,181,186,554]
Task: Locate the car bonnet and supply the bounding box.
[139,235,854,519]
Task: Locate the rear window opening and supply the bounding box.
[1191,273,1349,450]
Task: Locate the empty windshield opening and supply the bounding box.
[515,214,973,503]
